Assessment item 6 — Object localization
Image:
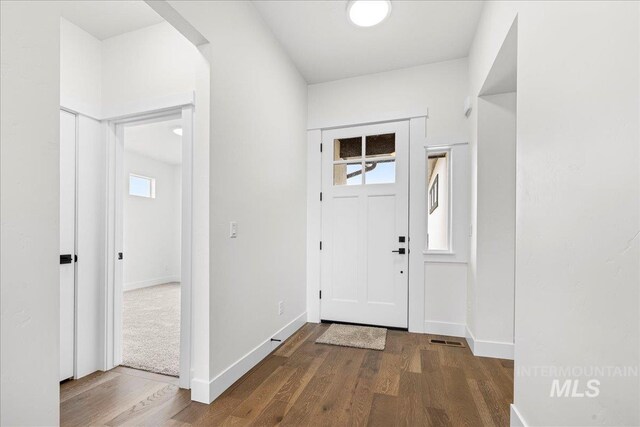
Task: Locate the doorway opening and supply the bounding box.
[119,117,183,377]
[107,106,194,388]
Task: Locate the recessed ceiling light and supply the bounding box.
[173,127,183,136]
[347,0,391,27]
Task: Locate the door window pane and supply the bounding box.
[364,159,395,184]
[365,133,395,158]
[334,137,362,161]
[334,163,363,186]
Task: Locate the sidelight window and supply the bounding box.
[426,150,450,251]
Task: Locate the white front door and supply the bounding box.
[321,121,409,328]
[60,110,76,381]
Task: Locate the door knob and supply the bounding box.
[391,248,406,254]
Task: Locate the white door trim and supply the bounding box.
[105,103,194,389]
[306,116,428,332]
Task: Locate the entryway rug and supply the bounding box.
[122,283,180,377]
[315,323,387,350]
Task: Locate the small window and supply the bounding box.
[333,133,396,186]
[427,151,449,251]
[129,174,155,198]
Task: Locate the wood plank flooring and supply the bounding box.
[60,323,513,426]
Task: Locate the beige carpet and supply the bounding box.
[122,283,180,376]
[316,323,387,350]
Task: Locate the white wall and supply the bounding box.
[60,18,102,119]
[61,19,201,120]
[101,22,201,117]
[468,91,516,357]
[168,0,308,403]
[469,2,639,425]
[2,3,209,421]
[123,150,181,290]
[308,58,469,145]
[0,2,61,425]
[308,58,470,335]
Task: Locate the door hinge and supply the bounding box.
[320,241,322,250]
[319,290,322,299]
[320,143,323,153]
[320,192,322,201]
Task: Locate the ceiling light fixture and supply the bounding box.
[347,0,391,27]
[173,127,183,136]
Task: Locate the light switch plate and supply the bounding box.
[230,221,238,238]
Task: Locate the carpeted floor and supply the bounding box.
[122,282,180,376]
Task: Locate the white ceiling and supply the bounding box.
[125,119,182,165]
[59,1,164,40]
[254,0,484,83]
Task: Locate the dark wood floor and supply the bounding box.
[60,323,513,426]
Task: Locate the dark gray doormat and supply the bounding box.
[315,323,387,350]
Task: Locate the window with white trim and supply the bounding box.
[426,150,450,252]
[129,173,156,199]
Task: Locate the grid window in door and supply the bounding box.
[333,133,396,185]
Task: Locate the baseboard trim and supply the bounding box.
[424,321,466,337]
[465,326,514,360]
[123,276,180,291]
[192,312,307,404]
[190,377,211,403]
[510,404,528,426]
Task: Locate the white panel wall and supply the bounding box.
[123,151,181,290]
[469,2,639,425]
[424,262,467,336]
[168,0,308,403]
[0,2,61,425]
[308,59,470,334]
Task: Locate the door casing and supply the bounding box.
[320,119,410,329]
[306,116,429,333]
[60,109,77,381]
[105,105,194,389]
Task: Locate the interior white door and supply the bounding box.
[321,121,409,328]
[60,110,76,381]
